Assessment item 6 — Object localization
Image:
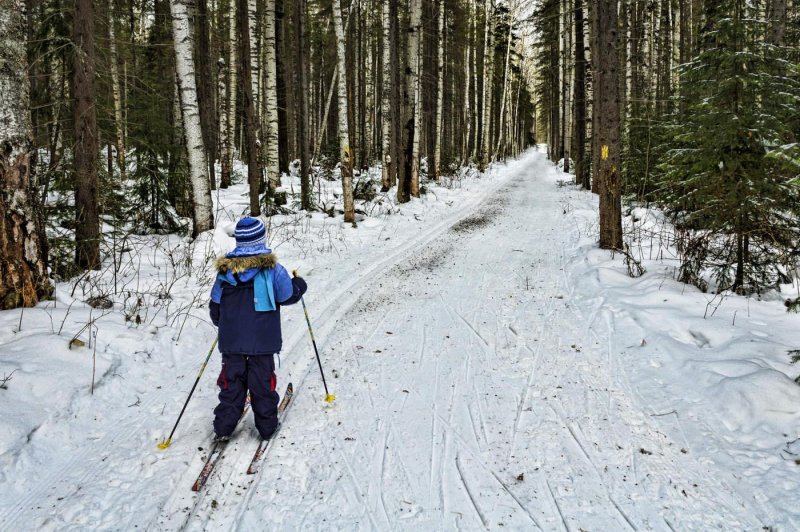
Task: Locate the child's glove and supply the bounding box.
[291,275,308,295]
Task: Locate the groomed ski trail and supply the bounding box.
[230,151,765,530]
[149,156,525,531]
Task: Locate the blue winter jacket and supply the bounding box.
[209,253,307,355]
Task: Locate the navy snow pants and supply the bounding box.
[213,353,279,440]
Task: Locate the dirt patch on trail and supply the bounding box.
[450,213,493,233]
[449,193,508,234]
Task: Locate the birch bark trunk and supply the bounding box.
[573,0,588,188]
[220,0,237,189]
[433,0,445,181]
[471,0,480,161]
[0,0,51,308]
[332,0,355,222]
[480,0,494,170]
[462,0,474,164]
[409,0,422,197]
[380,0,393,190]
[248,0,259,121]
[108,0,126,180]
[264,0,280,195]
[170,0,214,235]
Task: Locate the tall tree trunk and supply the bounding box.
[248,0,259,122]
[594,0,622,249]
[295,0,312,210]
[264,0,280,197]
[275,0,289,173]
[463,0,474,164]
[380,0,393,191]
[399,0,420,202]
[73,0,100,268]
[654,0,672,117]
[220,0,237,189]
[108,0,126,180]
[618,0,628,142]
[561,0,571,171]
[389,0,402,200]
[238,0,260,215]
[409,0,422,197]
[171,0,214,236]
[471,0,480,161]
[678,0,690,65]
[0,0,51,308]
[480,0,494,170]
[333,0,355,222]
[196,0,217,190]
[495,6,513,160]
[768,0,787,45]
[574,0,588,188]
[433,0,445,181]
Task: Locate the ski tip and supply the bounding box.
[324,394,336,403]
[157,438,172,450]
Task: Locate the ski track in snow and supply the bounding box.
[233,151,770,530]
[2,150,794,530]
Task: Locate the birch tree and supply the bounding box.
[401,0,422,200]
[410,7,422,198]
[573,0,588,188]
[480,0,494,170]
[0,0,51,308]
[248,0,260,121]
[220,0,237,189]
[380,0,393,190]
[170,0,214,236]
[264,0,280,197]
[462,0,474,163]
[433,0,445,181]
[332,0,355,222]
[108,0,125,180]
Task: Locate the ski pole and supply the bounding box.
[293,270,335,403]
[158,337,218,449]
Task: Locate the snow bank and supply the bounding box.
[559,168,800,529]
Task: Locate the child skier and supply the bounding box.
[209,217,307,441]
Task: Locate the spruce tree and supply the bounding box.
[659,0,800,294]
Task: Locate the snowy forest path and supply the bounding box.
[231,151,765,530]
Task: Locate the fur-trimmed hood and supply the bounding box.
[215,253,277,274]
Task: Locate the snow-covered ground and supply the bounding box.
[1,150,798,530]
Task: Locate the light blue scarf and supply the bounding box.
[253,269,276,311]
[213,268,276,311]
